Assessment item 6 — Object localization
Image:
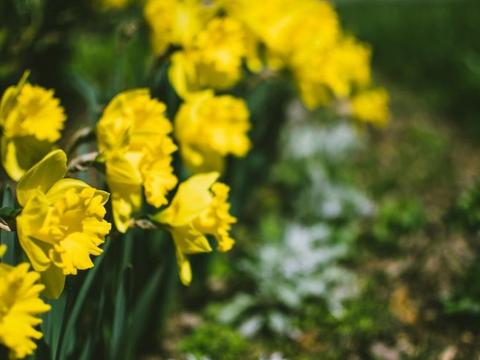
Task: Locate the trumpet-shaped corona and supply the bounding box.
[0,261,51,359]
[16,150,111,298]
[175,91,251,173]
[0,73,66,181]
[153,173,236,285]
[97,89,177,233]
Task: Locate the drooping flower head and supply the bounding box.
[0,72,66,181]
[175,90,251,173]
[16,150,111,298]
[0,259,51,359]
[97,89,177,233]
[169,17,254,97]
[153,172,236,285]
[144,0,217,55]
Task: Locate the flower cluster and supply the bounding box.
[96,89,178,233]
[0,76,238,358]
[145,0,254,170]
[94,89,238,284]
[0,1,389,357]
[145,0,390,125]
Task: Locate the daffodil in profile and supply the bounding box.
[0,72,66,181]
[0,248,51,359]
[97,89,177,233]
[153,172,236,285]
[175,91,251,173]
[16,150,111,299]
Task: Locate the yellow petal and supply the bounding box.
[0,71,29,124]
[40,265,66,299]
[1,136,55,181]
[106,155,142,233]
[155,172,219,227]
[16,149,67,207]
[0,244,6,258]
[16,193,52,271]
[175,246,192,286]
[172,227,212,255]
[46,178,110,205]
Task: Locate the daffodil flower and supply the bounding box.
[0,72,66,181]
[153,172,236,285]
[0,247,50,359]
[97,89,177,233]
[175,90,251,173]
[16,150,111,299]
[169,17,254,97]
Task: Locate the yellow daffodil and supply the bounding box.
[97,89,177,233]
[16,150,111,299]
[153,172,236,285]
[0,72,66,181]
[227,0,339,61]
[351,88,390,127]
[144,0,217,55]
[226,0,381,111]
[175,91,251,173]
[0,259,50,359]
[293,36,371,109]
[169,17,252,97]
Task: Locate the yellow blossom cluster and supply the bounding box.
[94,90,238,284]
[0,71,238,356]
[145,0,390,125]
[96,89,178,233]
[0,1,391,356]
[144,0,254,174]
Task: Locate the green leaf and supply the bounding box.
[1,185,16,265]
[124,264,164,360]
[0,206,20,218]
[56,238,112,360]
[110,231,134,359]
[41,294,67,359]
